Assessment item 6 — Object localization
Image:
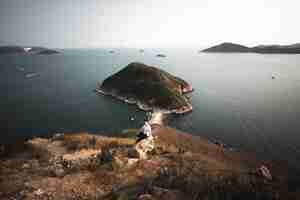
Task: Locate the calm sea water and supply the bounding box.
[1,48,300,170]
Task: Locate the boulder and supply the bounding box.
[138,194,154,200]
[51,133,64,141]
[150,186,184,200]
[101,148,114,162]
[257,165,272,181]
[54,167,65,177]
[22,163,30,169]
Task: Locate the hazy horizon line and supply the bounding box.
[1,41,300,50]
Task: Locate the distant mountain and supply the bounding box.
[0,46,26,54]
[202,42,300,54]
[202,42,251,53]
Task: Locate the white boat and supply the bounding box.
[25,73,39,78]
[24,47,32,52]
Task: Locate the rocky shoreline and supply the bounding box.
[95,88,193,114]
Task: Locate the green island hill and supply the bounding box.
[97,62,193,114]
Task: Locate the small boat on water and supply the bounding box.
[25,73,40,78]
[16,66,25,71]
[94,88,105,94]
[24,47,32,52]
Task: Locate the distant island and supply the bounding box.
[0,46,26,54]
[37,49,60,55]
[202,42,300,54]
[97,62,193,114]
[156,54,167,57]
[0,45,60,55]
[202,43,251,53]
[27,46,49,53]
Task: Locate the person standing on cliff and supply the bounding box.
[135,120,154,159]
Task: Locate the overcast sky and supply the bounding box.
[0,0,299,48]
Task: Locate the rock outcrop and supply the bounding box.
[98,62,193,114]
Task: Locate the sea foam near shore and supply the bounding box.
[95,88,192,114]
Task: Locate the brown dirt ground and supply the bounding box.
[0,126,294,200]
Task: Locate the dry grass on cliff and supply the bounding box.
[62,132,135,152]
